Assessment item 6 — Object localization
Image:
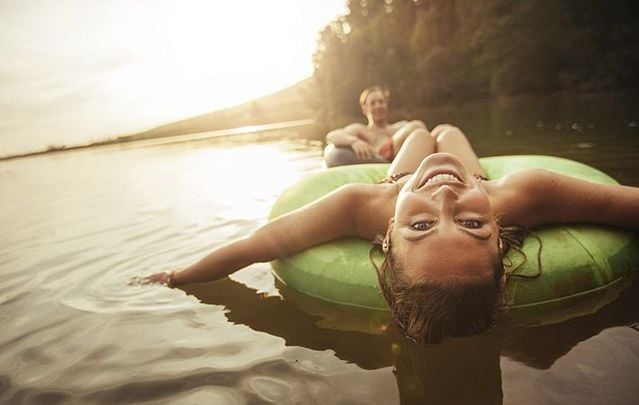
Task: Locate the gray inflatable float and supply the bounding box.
[323,144,387,168]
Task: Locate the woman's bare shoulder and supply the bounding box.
[488,168,639,229]
[344,182,397,213]
[489,168,559,193]
[341,182,396,238]
[486,168,556,227]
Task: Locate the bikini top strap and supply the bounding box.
[378,171,413,184]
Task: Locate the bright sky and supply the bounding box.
[0,0,347,156]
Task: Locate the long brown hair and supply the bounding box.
[371,222,539,343]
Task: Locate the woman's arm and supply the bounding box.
[140,184,378,286]
[508,169,639,229]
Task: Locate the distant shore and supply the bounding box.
[0,119,315,162]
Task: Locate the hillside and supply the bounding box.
[122,78,317,141]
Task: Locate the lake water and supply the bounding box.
[1,92,638,404]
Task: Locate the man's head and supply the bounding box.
[359,86,390,126]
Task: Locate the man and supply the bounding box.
[324,86,426,167]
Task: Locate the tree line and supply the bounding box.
[312,0,639,126]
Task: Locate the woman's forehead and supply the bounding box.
[393,229,500,277]
[400,243,499,281]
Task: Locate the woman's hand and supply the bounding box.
[129,270,177,287]
[351,139,376,160]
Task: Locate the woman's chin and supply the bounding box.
[418,153,466,172]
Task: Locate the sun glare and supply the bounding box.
[100,0,336,122]
[0,0,347,155]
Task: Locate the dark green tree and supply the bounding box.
[312,0,639,127]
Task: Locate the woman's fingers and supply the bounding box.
[129,271,173,286]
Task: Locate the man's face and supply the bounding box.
[361,90,388,125]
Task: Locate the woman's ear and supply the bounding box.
[382,217,394,254]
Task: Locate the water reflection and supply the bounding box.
[393,333,503,405]
[183,279,505,404]
[502,280,639,369]
[182,279,394,370]
[183,275,639,404]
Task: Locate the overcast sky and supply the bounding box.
[0,0,347,156]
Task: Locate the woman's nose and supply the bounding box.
[431,185,459,202]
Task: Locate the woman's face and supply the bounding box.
[391,153,500,282]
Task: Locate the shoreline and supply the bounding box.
[0,119,315,162]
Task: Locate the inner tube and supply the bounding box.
[269,156,639,324]
[323,144,386,167]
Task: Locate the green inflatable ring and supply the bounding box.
[269,155,639,323]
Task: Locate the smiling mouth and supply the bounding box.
[418,172,463,188]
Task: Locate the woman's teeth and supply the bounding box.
[426,173,461,184]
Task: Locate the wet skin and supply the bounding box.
[390,153,501,283]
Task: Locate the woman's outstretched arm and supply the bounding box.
[507,169,639,229]
[138,184,380,286]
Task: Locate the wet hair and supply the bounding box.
[359,85,390,106]
[371,221,540,344]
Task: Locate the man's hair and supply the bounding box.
[375,251,505,344]
[359,85,390,106]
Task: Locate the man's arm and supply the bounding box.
[325,123,377,160]
[325,123,367,146]
[141,184,377,286]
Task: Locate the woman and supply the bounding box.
[139,124,639,343]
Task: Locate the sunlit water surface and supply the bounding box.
[1,94,639,404]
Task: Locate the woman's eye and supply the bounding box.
[460,220,481,228]
[411,221,432,231]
